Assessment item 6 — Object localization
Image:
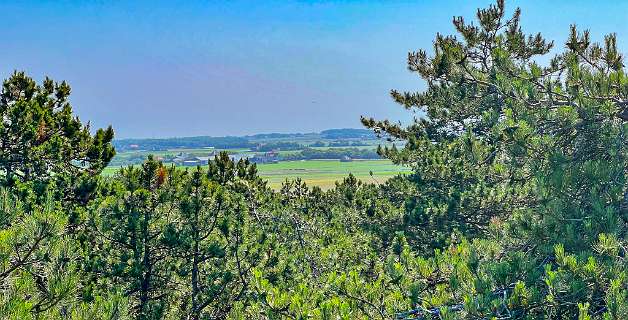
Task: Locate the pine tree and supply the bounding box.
[0,71,115,199]
[360,0,627,317]
[0,188,78,318]
[175,167,245,319]
[0,72,120,319]
[89,157,180,319]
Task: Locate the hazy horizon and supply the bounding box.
[114,127,371,140]
[3,0,628,138]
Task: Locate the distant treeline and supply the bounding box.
[114,128,377,151]
[320,140,368,147]
[245,132,312,139]
[247,128,375,140]
[113,136,250,151]
[320,128,376,139]
[282,147,380,161]
[253,142,302,152]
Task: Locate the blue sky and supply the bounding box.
[2,1,627,138]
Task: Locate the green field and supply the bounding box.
[103,159,409,190]
[256,159,408,189]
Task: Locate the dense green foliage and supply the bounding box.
[0,71,123,319]
[0,71,115,201]
[362,0,628,317]
[1,1,627,319]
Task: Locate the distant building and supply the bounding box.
[228,153,255,162]
[172,153,190,164]
[183,160,200,166]
[267,150,279,157]
[194,156,210,165]
[250,151,280,164]
[172,153,213,166]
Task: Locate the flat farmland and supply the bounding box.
[255,159,408,189]
[103,159,409,190]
